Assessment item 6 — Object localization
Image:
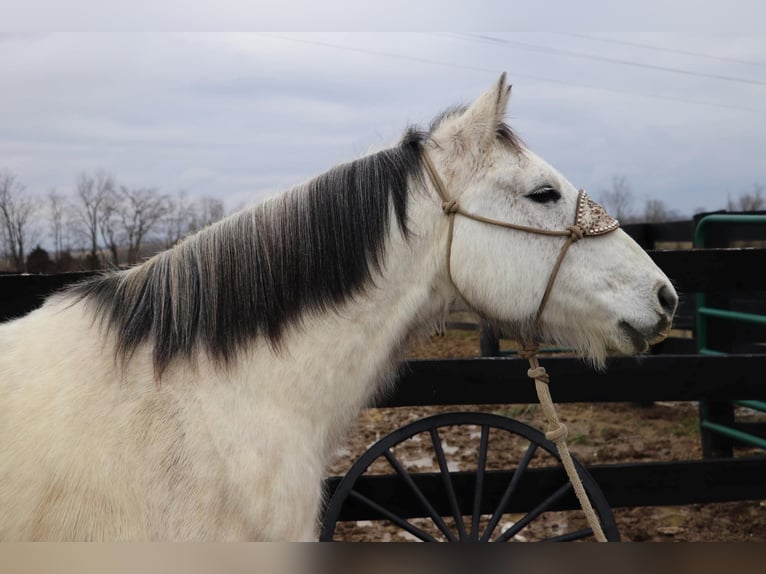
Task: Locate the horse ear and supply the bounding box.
[450,73,511,148]
[495,72,512,114]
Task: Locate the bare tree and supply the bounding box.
[98,192,122,267]
[727,183,765,211]
[642,198,680,222]
[64,206,84,253]
[159,192,227,247]
[190,195,225,233]
[72,170,115,269]
[162,190,195,247]
[47,189,66,265]
[0,171,37,272]
[117,186,169,264]
[599,176,635,222]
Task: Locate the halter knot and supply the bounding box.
[518,343,540,360]
[545,423,569,442]
[442,199,459,215]
[566,224,585,242]
[527,366,549,384]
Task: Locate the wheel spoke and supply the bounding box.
[470,424,490,540]
[544,528,594,542]
[480,441,538,542]
[495,481,573,542]
[430,427,468,540]
[383,449,457,541]
[347,489,438,542]
[321,412,618,543]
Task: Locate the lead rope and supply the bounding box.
[520,230,608,542]
[519,344,607,542]
[422,152,611,542]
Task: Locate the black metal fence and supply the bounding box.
[2,212,765,523]
[331,212,766,520]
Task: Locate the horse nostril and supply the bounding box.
[657,284,678,316]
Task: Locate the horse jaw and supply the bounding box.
[530,228,677,368]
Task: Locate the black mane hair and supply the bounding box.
[67,113,522,374]
[69,128,427,373]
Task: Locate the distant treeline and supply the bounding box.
[0,169,228,273]
[2,169,764,273]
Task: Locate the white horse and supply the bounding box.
[0,75,676,541]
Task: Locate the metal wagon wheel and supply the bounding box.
[320,412,619,542]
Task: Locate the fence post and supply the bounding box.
[479,322,500,356]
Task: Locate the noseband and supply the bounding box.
[422,152,620,331]
[422,152,620,542]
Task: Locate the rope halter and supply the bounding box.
[422,151,619,328]
[422,151,620,542]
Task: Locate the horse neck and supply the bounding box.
[229,191,451,445]
[294,189,448,365]
[318,197,450,355]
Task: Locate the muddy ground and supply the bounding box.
[326,329,766,542]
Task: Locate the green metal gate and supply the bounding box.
[695,214,766,455]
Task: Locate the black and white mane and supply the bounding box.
[68,110,524,375]
[69,129,428,373]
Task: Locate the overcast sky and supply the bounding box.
[1,31,765,218]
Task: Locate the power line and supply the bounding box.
[258,33,765,114]
[258,33,504,76]
[450,33,766,87]
[556,32,766,68]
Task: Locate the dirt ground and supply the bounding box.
[325,329,766,542]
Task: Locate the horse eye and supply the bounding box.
[525,186,561,204]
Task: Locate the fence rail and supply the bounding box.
[379,355,766,408]
[2,211,766,525]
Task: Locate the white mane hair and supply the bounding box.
[0,74,675,540]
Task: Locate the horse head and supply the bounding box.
[425,74,677,365]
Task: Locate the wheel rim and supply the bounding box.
[321,412,620,542]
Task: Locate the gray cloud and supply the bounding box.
[1,32,765,216]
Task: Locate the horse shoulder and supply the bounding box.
[0,300,152,539]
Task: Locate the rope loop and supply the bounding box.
[442,199,459,215]
[527,366,550,384]
[545,422,569,442]
[517,343,540,360]
[566,224,585,242]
